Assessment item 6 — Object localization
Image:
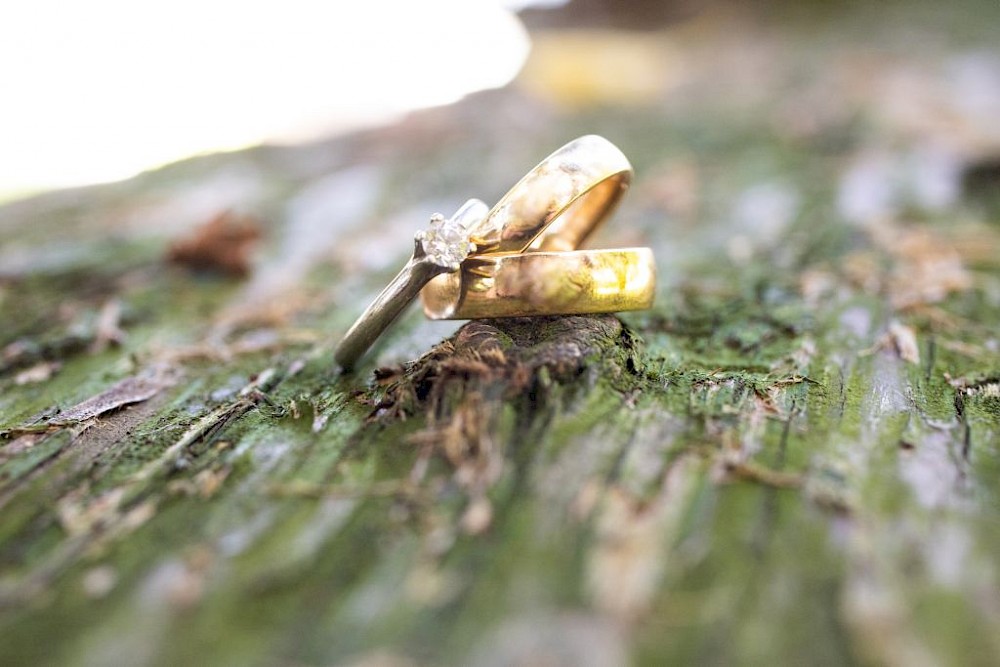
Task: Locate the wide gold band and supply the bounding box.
[468,135,632,254]
[421,248,655,320]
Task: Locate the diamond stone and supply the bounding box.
[420,213,472,268]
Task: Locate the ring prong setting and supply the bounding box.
[419,211,474,269]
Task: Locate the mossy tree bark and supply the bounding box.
[2,3,1000,665]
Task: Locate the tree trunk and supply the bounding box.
[2,3,1000,665]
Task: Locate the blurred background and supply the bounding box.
[8,0,993,201]
[0,0,535,200]
[4,0,999,204]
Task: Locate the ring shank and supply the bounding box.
[420,248,655,320]
[334,257,441,369]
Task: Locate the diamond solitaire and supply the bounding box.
[417,213,473,269]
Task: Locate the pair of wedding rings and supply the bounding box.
[334,135,655,370]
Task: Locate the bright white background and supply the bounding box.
[0,0,532,199]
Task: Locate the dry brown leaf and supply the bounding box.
[167,210,261,277]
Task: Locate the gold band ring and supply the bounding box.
[421,248,655,320]
[469,134,632,254]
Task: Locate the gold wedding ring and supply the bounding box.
[468,134,632,253]
[421,248,655,319]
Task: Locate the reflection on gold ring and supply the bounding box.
[421,247,655,319]
[467,135,632,255]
